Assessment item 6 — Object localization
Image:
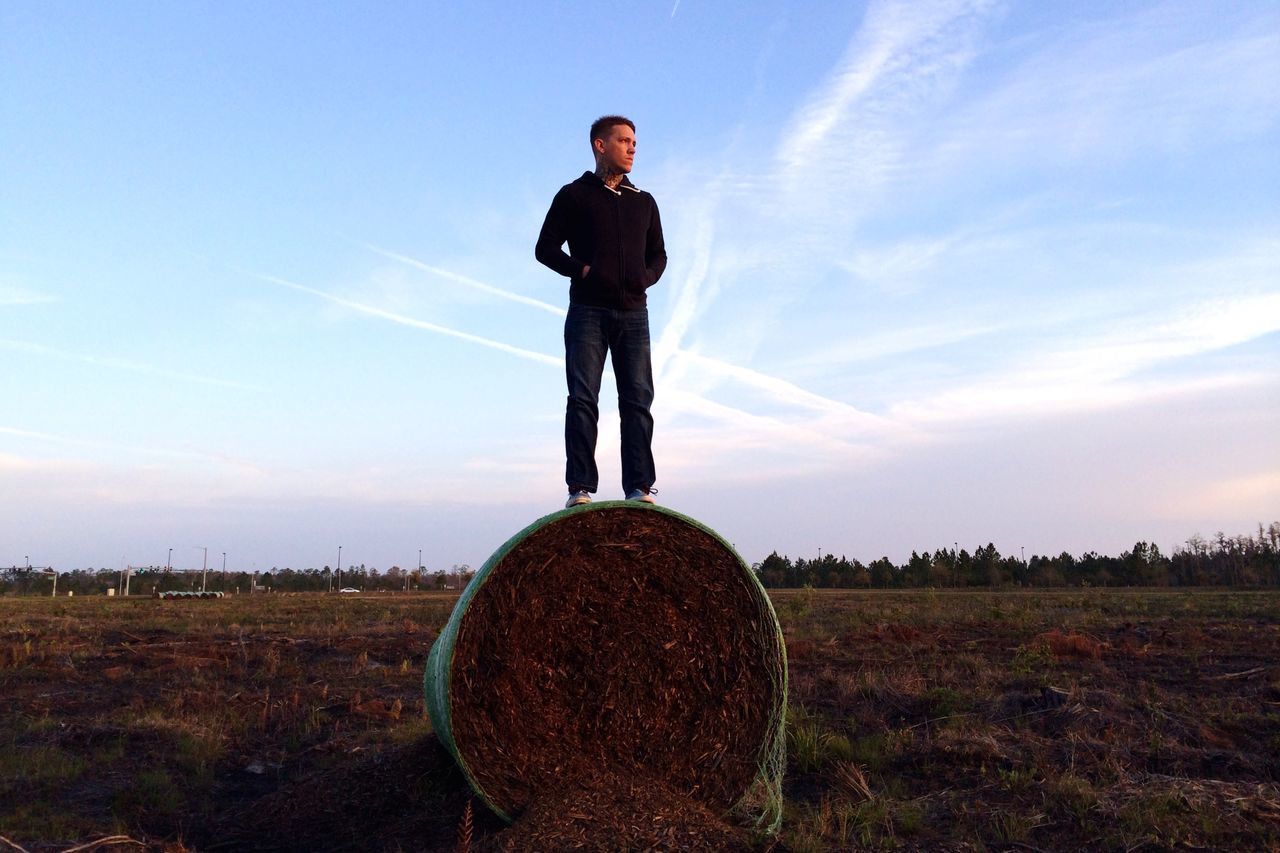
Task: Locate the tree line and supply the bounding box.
[0,562,475,597]
[753,522,1280,589]
[4,522,1277,596]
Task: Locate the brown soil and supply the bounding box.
[448,506,785,825]
[4,587,1277,851]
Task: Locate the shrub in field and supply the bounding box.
[1040,628,1107,659]
[1011,638,1054,677]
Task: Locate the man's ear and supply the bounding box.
[592,137,605,156]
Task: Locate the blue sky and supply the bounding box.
[3,0,1277,575]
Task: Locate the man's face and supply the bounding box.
[594,124,636,173]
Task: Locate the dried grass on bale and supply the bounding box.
[426,503,787,840]
[483,768,751,852]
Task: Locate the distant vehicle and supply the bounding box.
[339,587,360,593]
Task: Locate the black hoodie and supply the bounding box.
[535,171,667,311]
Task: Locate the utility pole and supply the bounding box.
[201,547,208,592]
[167,548,172,572]
[222,552,227,589]
[337,545,342,591]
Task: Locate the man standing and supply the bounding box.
[536,115,667,508]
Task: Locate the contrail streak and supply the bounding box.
[675,350,899,435]
[663,389,874,457]
[0,339,262,391]
[363,243,566,317]
[258,273,564,367]
[367,235,884,428]
[0,425,206,459]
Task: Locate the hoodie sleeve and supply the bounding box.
[644,197,667,287]
[535,185,585,279]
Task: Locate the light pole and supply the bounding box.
[222,552,227,589]
[337,546,342,591]
[167,548,172,572]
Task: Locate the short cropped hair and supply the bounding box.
[590,115,636,148]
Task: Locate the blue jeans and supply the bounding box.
[564,304,656,495]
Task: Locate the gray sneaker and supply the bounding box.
[565,490,592,508]
[625,488,656,504]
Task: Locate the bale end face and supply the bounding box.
[424,502,787,833]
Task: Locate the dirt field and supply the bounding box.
[2,588,1278,851]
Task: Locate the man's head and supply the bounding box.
[590,115,636,174]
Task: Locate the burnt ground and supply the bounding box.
[1,588,1278,851]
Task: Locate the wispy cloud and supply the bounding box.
[792,321,1007,373]
[0,283,58,306]
[910,7,1280,183]
[660,388,894,465]
[892,292,1280,426]
[672,350,900,435]
[0,425,205,460]
[0,339,262,391]
[776,0,994,199]
[643,0,998,441]
[256,272,564,366]
[364,235,885,452]
[635,0,1280,492]
[254,261,877,469]
[363,243,566,317]
[244,2,1276,492]
[653,195,718,377]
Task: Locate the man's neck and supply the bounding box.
[594,164,626,190]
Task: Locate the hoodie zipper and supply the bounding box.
[615,192,625,302]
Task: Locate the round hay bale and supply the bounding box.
[424,502,787,834]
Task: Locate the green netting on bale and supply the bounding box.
[423,501,788,835]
